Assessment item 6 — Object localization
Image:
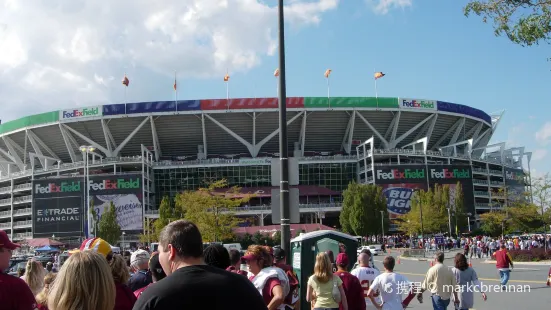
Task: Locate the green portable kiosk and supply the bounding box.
[290,230,359,310]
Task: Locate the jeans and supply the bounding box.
[431,295,451,310]
[499,269,511,286]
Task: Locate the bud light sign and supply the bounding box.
[383,187,414,215]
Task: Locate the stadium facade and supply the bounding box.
[0,97,531,244]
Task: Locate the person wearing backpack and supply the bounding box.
[273,247,300,310]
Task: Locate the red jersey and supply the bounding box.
[114,282,137,310]
[226,266,248,276]
[493,249,513,269]
[134,283,152,298]
[0,273,39,310]
[335,271,366,310]
[262,278,281,306]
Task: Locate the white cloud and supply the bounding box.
[367,0,412,15]
[0,0,338,121]
[533,149,548,161]
[536,122,551,145]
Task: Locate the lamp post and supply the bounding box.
[277,0,291,257]
[122,231,126,250]
[80,145,95,238]
[380,210,385,242]
[466,212,472,232]
[447,206,452,237]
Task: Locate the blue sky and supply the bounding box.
[0,0,549,175]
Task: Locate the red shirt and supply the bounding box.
[133,283,152,298]
[493,249,513,269]
[262,278,281,306]
[275,263,299,306]
[226,266,248,276]
[334,271,366,310]
[0,273,39,310]
[114,282,137,310]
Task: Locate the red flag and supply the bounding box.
[374,72,385,80]
[122,74,129,87]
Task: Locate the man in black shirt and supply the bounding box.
[132,220,266,310]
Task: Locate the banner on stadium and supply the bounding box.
[374,165,427,229]
[88,174,143,231]
[504,167,526,200]
[32,177,85,237]
[59,106,102,120]
[427,165,475,214]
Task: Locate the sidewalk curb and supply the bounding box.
[483,260,551,266]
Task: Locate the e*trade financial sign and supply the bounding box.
[32,178,84,237]
[59,106,102,120]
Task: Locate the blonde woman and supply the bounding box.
[109,254,137,310]
[47,251,116,310]
[306,252,348,310]
[21,259,46,295]
[36,272,57,310]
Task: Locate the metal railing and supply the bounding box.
[0,222,10,229]
[145,202,343,216]
[13,183,32,191]
[13,232,32,239]
[0,198,11,205]
[13,208,31,215]
[0,211,10,217]
[13,220,32,228]
[13,195,31,203]
[474,191,489,196]
[473,180,488,185]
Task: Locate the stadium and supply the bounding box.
[0,96,531,245]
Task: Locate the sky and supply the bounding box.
[0,0,550,175]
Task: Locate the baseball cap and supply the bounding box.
[148,252,166,280]
[131,249,151,265]
[0,230,20,250]
[273,247,285,260]
[69,237,112,258]
[336,253,349,267]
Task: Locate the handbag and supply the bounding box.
[332,276,342,303]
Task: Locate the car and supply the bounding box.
[368,244,384,256]
[356,246,371,255]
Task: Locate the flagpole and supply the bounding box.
[374,68,379,108]
[174,71,178,104]
[327,76,331,109]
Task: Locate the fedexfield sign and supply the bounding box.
[399,98,437,110]
[376,168,425,180]
[35,181,82,194]
[505,170,524,182]
[89,177,140,191]
[59,106,102,120]
[430,168,470,179]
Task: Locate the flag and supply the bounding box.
[374,72,385,80]
[122,74,129,87]
[173,74,177,91]
[224,73,230,82]
[324,69,332,78]
[274,68,280,77]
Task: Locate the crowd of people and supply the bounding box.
[0,225,545,310]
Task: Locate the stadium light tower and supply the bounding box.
[80,145,95,238]
[277,0,291,257]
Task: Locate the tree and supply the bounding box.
[480,210,508,237]
[398,185,449,235]
[175,179,252,242]
[506,202,542,232]
[464,0,551,46]
[532,173,551,232]
[340,183,387,237]
[97,202,122,246]
[453,182,468,233]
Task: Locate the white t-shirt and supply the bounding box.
[351,266,381,308]
[369,272,410,310]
